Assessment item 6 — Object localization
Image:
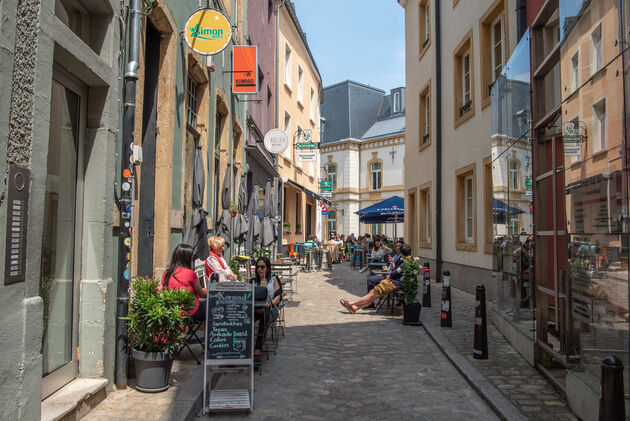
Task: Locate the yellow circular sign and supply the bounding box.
[185,9,232,55]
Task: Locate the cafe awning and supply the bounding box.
[284,179,332,206]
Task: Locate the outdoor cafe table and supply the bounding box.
[323,242,339,262]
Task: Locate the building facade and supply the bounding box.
[0,0,122,417]
[320,81,405,239]
[277,1,324,243]
[400,0,520,299]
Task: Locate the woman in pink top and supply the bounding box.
[162,243,207,321]
[204,236,237,282]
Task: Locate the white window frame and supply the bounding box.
[593,99,606,152]
[283,110,291,159]
[571,51,579,92]
[425,190,431,242]
[425,94,430,138]
[509,160,519,190]
[462,52,471,104]
[310,87,315,121]
[591,24,602,75]
[327,164,337,191]
[393,92,400,113]
[297,64,304,104]
[284,42,292,88]
[465,174,474,243]
[424,3,430,43]
[491,14,504,82]
[370,161,382,190]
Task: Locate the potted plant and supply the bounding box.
[283,221,291,234]
[127,277,195,392]
[401,257,422,325]
[295,223,302,234]
[229,202,238,217]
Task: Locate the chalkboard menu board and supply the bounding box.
[206,282,254,360]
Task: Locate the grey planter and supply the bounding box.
[132,348,174,393]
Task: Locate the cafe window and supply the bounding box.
[370,161,382,190]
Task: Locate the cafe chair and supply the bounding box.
[288,243,299,260]
[177,316,205,365]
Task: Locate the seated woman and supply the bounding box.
[205,235,237,282]
[340,244,412,314]
[359,238,390,273]
[250,257,282,362]
[162,243,207,321]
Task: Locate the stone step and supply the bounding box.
[41,378,108,421]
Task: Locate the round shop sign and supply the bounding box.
[263,128,289,154]
[184,9,232,55]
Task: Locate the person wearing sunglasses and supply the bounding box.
[250,257,282,362]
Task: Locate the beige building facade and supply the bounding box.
[278,1,323,243]
[400,0,519,295]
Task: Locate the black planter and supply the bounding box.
[402,303,422,325]
[132,348,174,393]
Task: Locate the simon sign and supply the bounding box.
[184,9,232,55]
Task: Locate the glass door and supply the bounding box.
[40,67,85,398]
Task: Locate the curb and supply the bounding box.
[420,314,527,421]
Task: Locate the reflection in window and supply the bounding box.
[370,162,382,190]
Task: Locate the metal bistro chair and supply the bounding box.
[288,243,299,260]
[176,263,211,365]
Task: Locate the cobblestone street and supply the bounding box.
[205,264,498,420]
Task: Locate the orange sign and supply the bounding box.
[233,46,258,94]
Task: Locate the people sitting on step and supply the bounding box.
[250,257,282,363]
[340,244,412,314]
[204,236,237,282]
[162,243,207,322]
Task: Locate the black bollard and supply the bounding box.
[440,270,452,327]
[473,284,488,359]
[422,262,431,307]
[599,355,625,420]
[520,269,529,308]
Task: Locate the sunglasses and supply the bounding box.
[256,265,267,269]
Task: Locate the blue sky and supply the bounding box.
[291,0,405,94]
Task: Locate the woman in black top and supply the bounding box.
[250,257,282,362]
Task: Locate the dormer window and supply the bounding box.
[393,92,400,113]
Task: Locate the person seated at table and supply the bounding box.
[162,243,207,321]
[359,238,390,272]
[205,235,237,282]
[250,257,282,362]
[340,244,412,314]
[389,239,404,270]
[365,244,406,297]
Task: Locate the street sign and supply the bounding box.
[298,151,316,162]
[263,128,289,154]
[184,9,232,55]
[322,211,329,215]
[563,136,581,143]
[296,143,318,149]
[525,177,532,189]
[564,144,581,157]
[320,192,333,198]
[320,180,332,191]
[321,203,328,211]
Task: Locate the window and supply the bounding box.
[462,53,471,106]
[491,15,504,81]
[186,76,199,129]
[327,164,337,191]
[456,164,476,250]
[310,87,315,121]
[419,185,432,247]
[372,224,383,235]
[419,82,431,147]
[419,0,431,55]
[370,161,382,190]
[297,65,304,104]
[591,24,602,74]
[284,43,292,87]
[327,210,337,238]
[510,215,520,236]
[393,92,400,113]
[296,125,303,168]
[593,99,606,152]
[509,160,519,190]
[465,175,474,242]
[453,30,474,126]
[480,2,506,106]
[571,51,579,92]
[283,111,291,159]
[408,189,417,251]
[483,156,493,254]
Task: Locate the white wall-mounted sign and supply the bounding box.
[298,151,316,162]
[263,128,289,154]
[564,145,581,157]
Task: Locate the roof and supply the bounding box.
[361,116,405,140]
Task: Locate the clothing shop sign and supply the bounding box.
[184,9,232,55]
[206,282,254,360]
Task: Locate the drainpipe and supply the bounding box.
[435,0,443,281]
[516,0,527,41]
[115,0,141,389]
